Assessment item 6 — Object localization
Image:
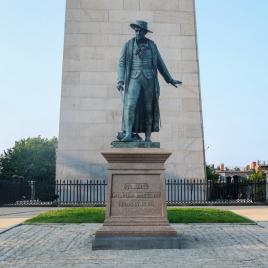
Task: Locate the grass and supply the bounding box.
[24,207,253,224]
[167,208,253,223]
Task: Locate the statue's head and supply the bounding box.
[130,20,153,40]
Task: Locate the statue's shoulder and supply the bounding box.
[147,38,157,48]
[121,38,135,51]
[146,38,155,44]
[125,38,135,46]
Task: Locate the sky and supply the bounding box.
[0,1,267,168]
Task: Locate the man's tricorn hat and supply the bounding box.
[130,20,153,33]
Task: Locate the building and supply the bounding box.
[213,161,268,182]
[256,161,268,178]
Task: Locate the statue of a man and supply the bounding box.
[117,20,182,142]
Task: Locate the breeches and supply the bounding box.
[126,75,154,117]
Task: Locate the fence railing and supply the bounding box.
[166,179,206,204]
[166,179,267,205]
[0,178,267,206]
[57,180,106,205]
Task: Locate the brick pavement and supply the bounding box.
[0,223,268,268]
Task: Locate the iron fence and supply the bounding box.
[0,178,267,206]
[166,179,266,205]
[57,180,106,205]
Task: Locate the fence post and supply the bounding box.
[266,175,268,203]
[30,180,35,200]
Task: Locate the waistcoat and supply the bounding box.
[130,40,154,80]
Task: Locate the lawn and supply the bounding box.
[167,208,253,223]
[24,207,253,224]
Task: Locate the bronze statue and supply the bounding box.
[117,20,182,143]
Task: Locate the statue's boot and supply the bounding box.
[121,133,133,142]
[145,134,152,142]
[145,121,152,142]
[121,106,135,142]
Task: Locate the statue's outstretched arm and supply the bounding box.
[156,47,182,88]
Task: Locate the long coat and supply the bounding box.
[117,37,173,133]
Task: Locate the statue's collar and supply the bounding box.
[135,38,148,47]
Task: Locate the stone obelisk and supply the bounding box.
[57,0,206,181]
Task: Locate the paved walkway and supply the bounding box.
[0,223,268,267]
[208,206,268,227]
[227,206,268,221]
[0,207,62,233]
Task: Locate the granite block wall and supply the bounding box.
[57,0,206,180]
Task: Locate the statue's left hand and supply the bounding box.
[170,79,182,88]
[117,81,124,91]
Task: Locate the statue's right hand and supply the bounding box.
[117,82,124,91]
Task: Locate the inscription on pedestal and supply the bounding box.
[112,192,161,198]
[119,200,154,207]
[110,174,162,217]
[124,183,149,190]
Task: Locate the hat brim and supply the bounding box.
[130,23,153,33]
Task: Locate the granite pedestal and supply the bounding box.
[92,148,180,250]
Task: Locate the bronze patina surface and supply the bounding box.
[116,20,182,143]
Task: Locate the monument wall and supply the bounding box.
[57,0,206,180]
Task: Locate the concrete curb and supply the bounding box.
[0,223,22,235]
[256,221,268,229]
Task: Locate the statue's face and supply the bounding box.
[134,27,147,41]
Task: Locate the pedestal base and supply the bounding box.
[95,225,177,237]
[93,148,177,250]
[111,141,160,148]
[92,235,180,250]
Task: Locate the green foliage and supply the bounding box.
[0,180,31,205]
[24,207,253,224]
[0,136,57,181]
[247,169,266,182]
[168,208,253,223]
[206,165,219,181]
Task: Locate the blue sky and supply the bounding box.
[196,0,268,166]
[0,1,267,167]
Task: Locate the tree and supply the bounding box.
[0,136,57,181]
[206,165,219,181]
[247,169,266,182]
